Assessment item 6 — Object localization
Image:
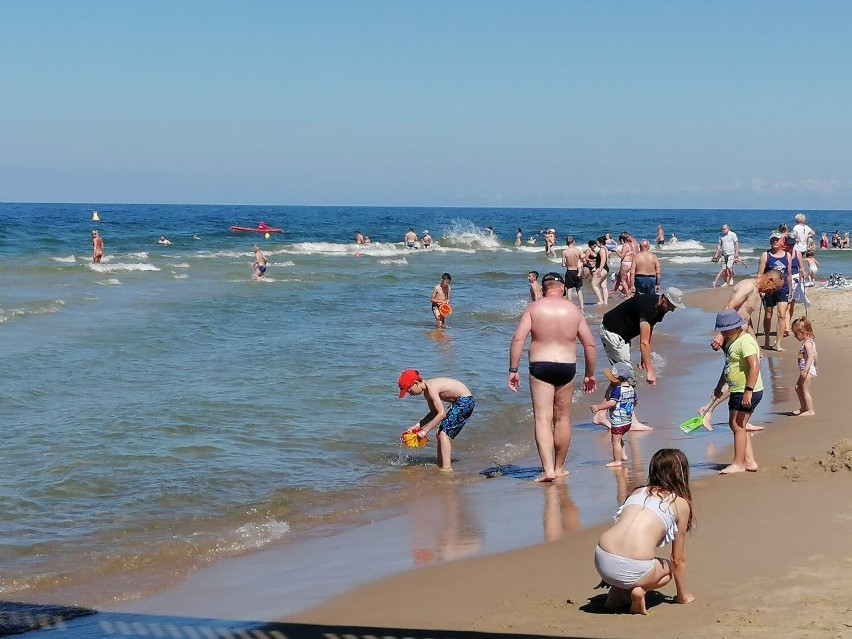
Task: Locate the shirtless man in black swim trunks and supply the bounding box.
[561,236,585,312]
[508,272,597,481]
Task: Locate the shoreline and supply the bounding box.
[281,286,852,638]
[21,285,852,639]
[107,290,733,620]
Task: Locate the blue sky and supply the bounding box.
[2,1,851,208]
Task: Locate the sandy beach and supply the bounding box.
[284,286,852,638]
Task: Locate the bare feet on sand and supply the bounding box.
[630,587,648,615]
[745,422,764,431]
[719,463,758,475]
[592,412,612,428]
[605,460,623,467]
[631,420,653,431]
[792,409,815,416]
[604,587,628,610]
[535,469,569,482]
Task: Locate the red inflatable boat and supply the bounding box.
[229,222,283,233]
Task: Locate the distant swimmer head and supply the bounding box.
[253,244,260,252]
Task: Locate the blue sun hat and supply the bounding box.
[714,309,745,332]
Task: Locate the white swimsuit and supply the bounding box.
[594,489,680,590]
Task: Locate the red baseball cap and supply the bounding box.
[398,369,421,397]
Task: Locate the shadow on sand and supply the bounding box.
[0,600,610,639]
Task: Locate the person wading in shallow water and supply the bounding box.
[508,272,597,482]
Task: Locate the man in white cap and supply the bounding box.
[598,287,685,430]
[422,230,433,248]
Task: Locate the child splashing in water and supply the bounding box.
[594,448,695,615]
[791,317,818,416]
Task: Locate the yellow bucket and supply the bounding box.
[401,431,428,448]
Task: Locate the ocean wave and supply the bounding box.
[283,242,405,257]
[224,519,291,552]
[654,239,706,252]
[272,260,295,267]
[171,263,191,269]
[665,256,714,264]
[439,219,504,249]
[88,263,161,273]
[171,274,189,280]
[51,255,77,263]
[0,300,66,324]
[96,278,122,286]
[126,252,149,259]
[378,258,409,265]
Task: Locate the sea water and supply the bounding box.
[2,203,851,608]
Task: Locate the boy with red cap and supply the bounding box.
[397,370,475,471]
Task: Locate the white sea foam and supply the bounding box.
[226,519,291,551]
[378,258,409,265]
[171,263,191,269]
[665,256,714,264]
[0,300,66,323]
[171,274,189,280]
[440,219,503,249]
[126,252,149,259]
[654,239,706,252]
[89,263,161,273]
[51,255,77,263]
[96,278,122,286]
[271,260,295,267]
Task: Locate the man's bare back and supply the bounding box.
[633,249,659,276]
[562,246,582,271]
[724,278,762,323]
[527,297,588,363]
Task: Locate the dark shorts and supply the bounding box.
[564,269,583,290]
[257,265,267,274]
[439,396,475,439]
[728,390,763,414]
[763,290,789,308]
[611,423,631,436]
[529,361,577,387]
[634,275,656,294]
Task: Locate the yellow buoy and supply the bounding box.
[92,211,100,221]
[264,232,270,239]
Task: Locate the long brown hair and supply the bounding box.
[647,448,694,532]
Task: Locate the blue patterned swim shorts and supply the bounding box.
[438,396,475,439]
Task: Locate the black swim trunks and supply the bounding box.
[564,269,583,290]
[529,361,577,387]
